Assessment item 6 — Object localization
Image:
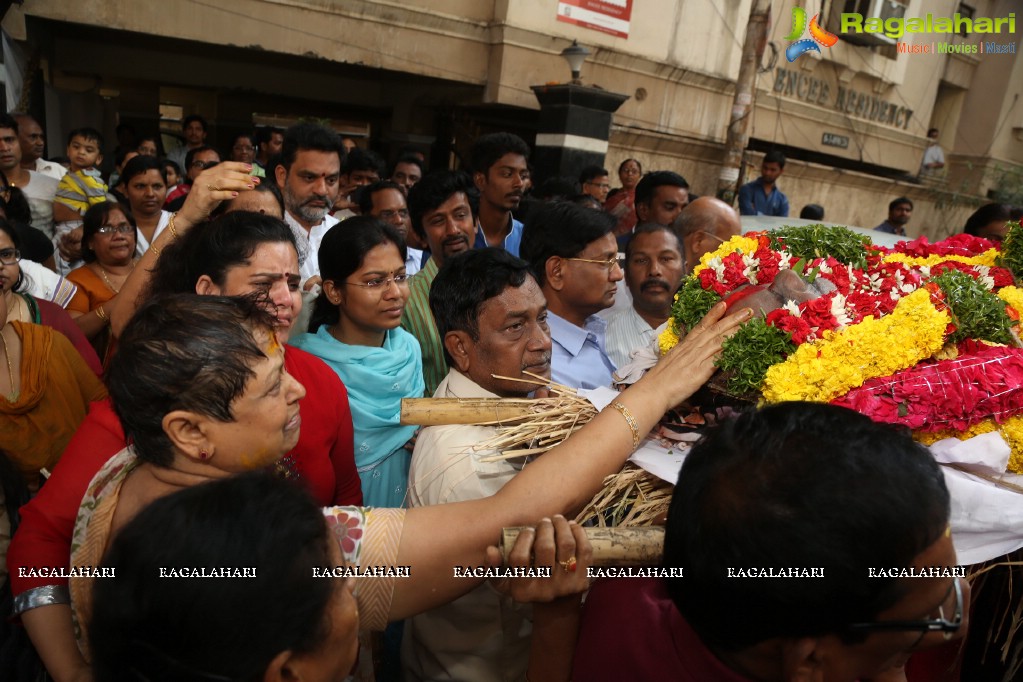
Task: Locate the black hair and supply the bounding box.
[579,165,609,185]
[618,158,641,174]
[0,217,19,249]
[889,196,913,212]
[146,211,297,300]
[280,123,342,173]
[232,131,257,147]
[67,127,104,150]
[81,202,137,264]
[571,194,603,211]
[963,202,1012,236]
[664,402,950,652]
[342,147,386,177]
[520,201,617,287]
[469,132,530,176]
[635,171,689,207]
[256,126,283,146]
[357,179,405,214]
[183,146,219,181]
[106,295,279,467]
[0,113,19,134]
[181,114,208,132]
[624,221,682,261]
[0,172,33,226]
[390,154,424,178]
[927,127,939,137]
[161,158,182,180]
[799,204,825,220]
[90,473,336,682]
[536,176,578,202]
[121,155,167,187]
[429,248,533,366]
[136,135,163,156]
[763,150,787,167]
[309,216,406,331]
[407,170,477,239]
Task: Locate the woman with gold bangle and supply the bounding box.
[66,203,138,359]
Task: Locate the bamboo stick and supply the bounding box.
[400,398,537,425]
[500,527,665,567]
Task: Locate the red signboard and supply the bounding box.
[557,0,633,39]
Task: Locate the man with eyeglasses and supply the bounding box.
[404,248,553,682]
[521,201,621,389]
[164,146,220,212]
[579,165,611,205]
[573,402,967,681]
[358,179,423,276]
[674,196,743,273]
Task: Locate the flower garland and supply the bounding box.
[915,415,1023,475]
[761,288,950,404]
[882,250,999,268]
[832,344,1023,433]
[691,234,762,276]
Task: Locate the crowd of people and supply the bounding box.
[0,108,1008,681]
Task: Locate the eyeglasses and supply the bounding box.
[191,160,220,170]
[701,230,727,245]
[97,223,135,235]
[344,273,411,291]
[0,247,21,265]
[566,256,622,272]
[377,209,410,221]
[847,578,963,641]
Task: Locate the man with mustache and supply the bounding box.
[405,247,553,682]
[275,122,343,289]
[605,222,685,368]
[470,132,530,256]
[402,170,477,396]
[521,201,622,389]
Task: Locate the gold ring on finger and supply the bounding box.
[208,184,220,192]
[558,557,577,573]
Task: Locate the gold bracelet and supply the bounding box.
[168,212,180,239]
[608,400,640,449]
[148,243,161,258]
[95,306,109,324]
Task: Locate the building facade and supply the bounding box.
[2,0,1020,238]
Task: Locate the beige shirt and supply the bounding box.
[403,370,532,682]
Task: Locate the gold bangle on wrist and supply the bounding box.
[95,306,109,324]
[608,400,640,449]
[148,243,161,258]
[168,212,180,239]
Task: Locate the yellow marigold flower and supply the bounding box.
[692,235,761,276]
[998,285,1023,319]
[761,288,948,403]
[914,414,1023,474]
[657,324,680,356]
[882,249,999,268]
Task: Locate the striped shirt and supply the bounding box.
[605,305,659,369]
[401,257,447,396]
[54,169,110,214]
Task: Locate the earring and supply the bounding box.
[199,449,210,460]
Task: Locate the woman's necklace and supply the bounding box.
[1,326,18,402]
[97,260,135,294]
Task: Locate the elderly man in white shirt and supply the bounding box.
[405,247,552,682]
[605,222,686,368]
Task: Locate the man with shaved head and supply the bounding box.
[673,197,742,273]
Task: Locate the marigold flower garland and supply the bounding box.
[761,288,950,404]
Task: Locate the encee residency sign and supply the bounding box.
[557,0,633,39]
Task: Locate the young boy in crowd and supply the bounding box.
[52,128,111,272]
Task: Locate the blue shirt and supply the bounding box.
[548,311,616,390]
[738,178,789,217]
[874,220,906,236]
[474,216,523,257]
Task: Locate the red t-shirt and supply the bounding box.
[573,578,754,681]
[9,345,360,598]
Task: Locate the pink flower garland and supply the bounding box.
[831,343,1023,432]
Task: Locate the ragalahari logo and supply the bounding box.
[785,7,839,62]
